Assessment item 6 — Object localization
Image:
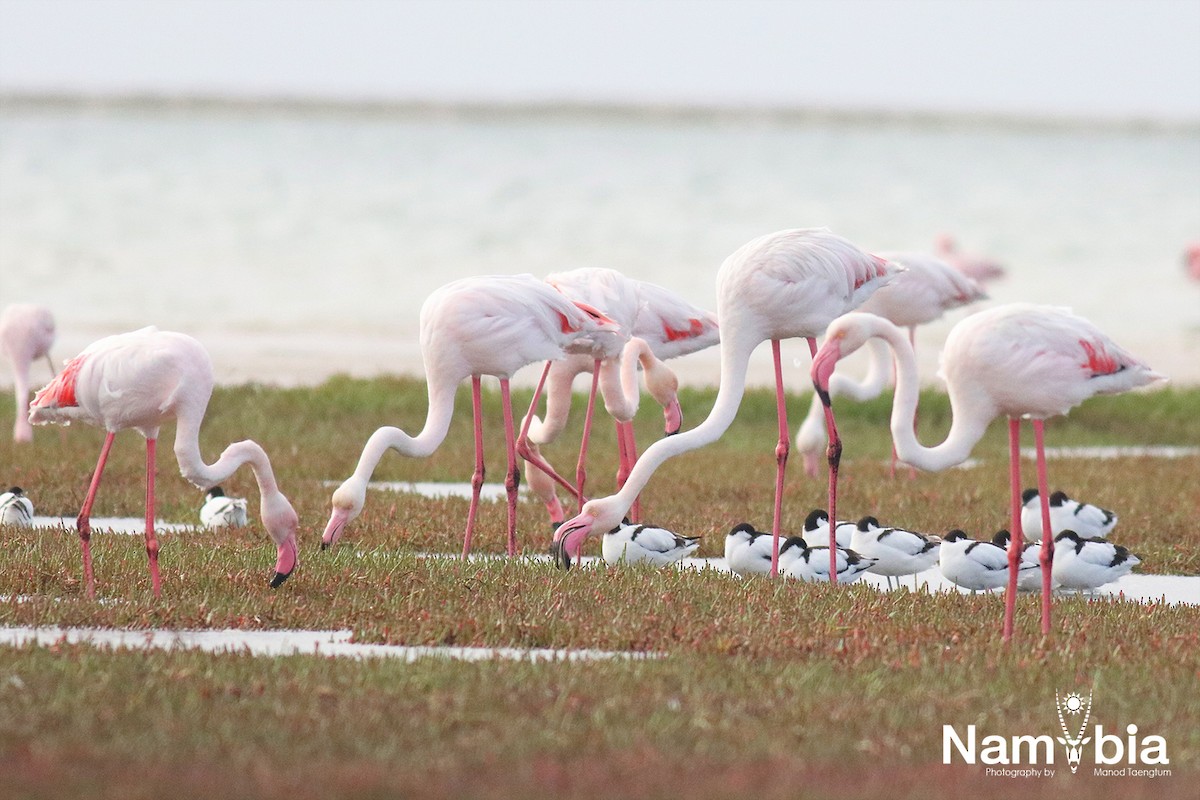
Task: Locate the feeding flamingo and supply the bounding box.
[552,229,899,576]
[795,252,985,477]
[520,268,715,525]
[28,327,299,597]
[322,274,618,557]
[811,304,1165,638]
[934,234,1006,284]
[0,304,56,443]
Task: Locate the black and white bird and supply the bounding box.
[199,486,249,529]
[724,522,806,576]
[939,529,1030,593]
[803,508,855,549]
[1021,488,1117,540]
[602,521,701,567]
[850,516,941,589]
[1052,531,1141,590]
[781,536,876,583]
[0,486,33,527]
[992,529,1047,592]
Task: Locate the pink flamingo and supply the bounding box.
[0,304,56,443]
[520,268,718,525]
[935,234,1006,284]
[795,252,986,476]
[321,274,618,557]
[1184,243,1200,283]
[28,327,300,597]
[810,304,1165,639]
[552,229,898,575]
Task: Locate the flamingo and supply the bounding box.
[934,234,1006,284]
[810,304,1165,638]
[1184,243,1200,283]
[795,252,985,477]
[552,229,899,576]
[28,327,299,597]
[0,304,56,443]
[322,274,618,557]
[520,268,718,525]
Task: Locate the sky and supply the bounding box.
[0,0,1198,120]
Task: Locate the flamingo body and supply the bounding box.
[0,304,56,442]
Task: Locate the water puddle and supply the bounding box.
[29,516,194,534]
[1024,445,1200,460]
[321,480,511,501]
[0,626,660,662]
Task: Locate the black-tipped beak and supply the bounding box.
[320,540,330,551]
[552,538,573,571]
[270,569,293,589]
[815,384,832,407]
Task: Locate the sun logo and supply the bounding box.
[1055,688,1094,772]
[1063,693,1085,714]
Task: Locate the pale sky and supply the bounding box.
[1,0,1198,120]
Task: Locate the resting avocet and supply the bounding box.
[724,522,806,576]
[991,529,1046,592]
[199,486,249,530]
[1052,531,1141,590]
[1021,488,1116,540]
[602,521,701,567]
[803,508,855,549]
[850,516,941,589]
[0,486,33,527]
[781,536,876,583]
[939,529,1026,593]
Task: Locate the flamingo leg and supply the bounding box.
[144,438,162,597]
[810,337,842,584]
[770,340,789,578]
[1033,419,1053,636]
[500,378,520,557]
[461,376,485,559]
[516,361,581,499]
[1003,418,1023,642]
[574,360,600,511]
[76,431,116,599]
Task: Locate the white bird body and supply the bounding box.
[1021,488,1116,540]
[1052,531,1141,590]
[324,275,619,555]
[0,303,56,442]
[555,229,899,568]
[601,521,701,567]
[0,486,34,527]
[29,327,300,594]
[992,530,1046,592]
[803,508,855,548]
[782,537,876,583]
[724,522,808,576]
[200,487,249,529]
[938,530,1021,592]
[849,516,941,579]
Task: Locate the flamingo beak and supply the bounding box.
[811,338,843,407]
[322,507,351,550]
[663,398,683,436]
[271,534,298,588]
[552,513,595,571]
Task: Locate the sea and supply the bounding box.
[2,98,1198,390]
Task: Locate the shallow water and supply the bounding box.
[29,515,195,534]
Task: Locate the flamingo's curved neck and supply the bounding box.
[172,419,282,497]
[348,374,459,483]
[880,320,993,471]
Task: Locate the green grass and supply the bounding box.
[1,379,1198,799]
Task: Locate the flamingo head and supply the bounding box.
[811,313,882,406]
[260,491,300,588]
[551,496,628,570]
[322,478,366,550]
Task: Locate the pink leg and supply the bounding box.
[810,338,842,583]
[574,360,600,511]
[516,361,582,499]
[77,431,116,599]
[144,438,162,597]
[770,340,789,578]
[1002,418,1023,642]
[461,376,485,559]
[1033,419,1053,636]
[500,379,520,557]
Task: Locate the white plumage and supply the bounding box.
[602,521,701,567]
[1052,531,1141,590]
[850,516,941,587]
[724,522,806,577]
[992,529,1046,592]
[200,486,249,529]
[781,536,876,583]
[1021,488,1116,540]
[0,486,34,527]
[938,529,1027,592]
[802,508,854,548]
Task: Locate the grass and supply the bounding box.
[1,378,1198,799]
